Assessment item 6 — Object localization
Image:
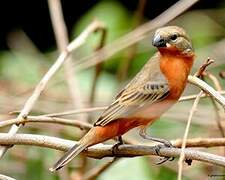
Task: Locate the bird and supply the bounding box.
[50,26,195,172]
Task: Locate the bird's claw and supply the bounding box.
[112,137,124,156]
[154,143,175,165]
[156,156,175,165]
[112,141,123,156]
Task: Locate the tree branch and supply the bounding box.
[179,91,225,102]
[178,91,203,180]
[0,174,16,180]
[205,72,225,138]
[178,58,216,180]
[0,116,92,130]
[42,107,107,117]
[1,113,225,135]
[173,138,225,148]
[188,75,225,109]
[0,133,225,168]
[48,0,86,114]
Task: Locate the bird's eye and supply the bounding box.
[170,34,178,41]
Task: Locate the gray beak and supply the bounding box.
[152,34,167,47]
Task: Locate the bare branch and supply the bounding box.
[43,107,107,117]
[179,91,225,102]
[206,72,223,91]
[89,24,107,115]
[48,0,86,112]
[0,20,105,158]
[194,58,214,77]
[0,174,16,180]
[0,116,92,130]
[1,114,225,132]
[178,59,215,180]
[177,91,203,180]
[173,138,225,148]
[0,134,225,168]
[205,72,225,138]
[188,75,225,109]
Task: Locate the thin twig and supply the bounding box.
[206,72,223,91]
[48,0,86,114]
[172,138,225,148]
[1,114,225,131]
[0,116,92,130]
[177,91,203,180]
[209,99,225,137]
[0,134,225,168]
[205,72,225,137]
[194,58,214,77]
[0,20,105,158]
[42,107,107,117]
[0,174,16,180]
[178,59,215,180]
[89,25,107,106]
[188,75,225,109]
[179,91,225,102]
[205,71,225,159]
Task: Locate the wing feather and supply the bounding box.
[94,53,170,127]
[94,82,169,126]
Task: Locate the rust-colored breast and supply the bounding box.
[159,53,194,100]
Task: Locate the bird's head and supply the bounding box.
[152,26,194,57]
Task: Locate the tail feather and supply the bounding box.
[50,143,89,172]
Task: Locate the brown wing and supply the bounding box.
[94,53,169,127]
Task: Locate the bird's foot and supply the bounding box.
[155,139,175,163]
[154,143,192,165]
[154,143,175,165]
[139,128,175,164]
[112,136,124,156]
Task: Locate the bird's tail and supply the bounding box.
[49,142,89,172]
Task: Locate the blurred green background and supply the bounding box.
[0,0,225,179]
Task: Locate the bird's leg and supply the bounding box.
[112,136,124,156]
[139,127,173,147]
[139,127,175,164]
